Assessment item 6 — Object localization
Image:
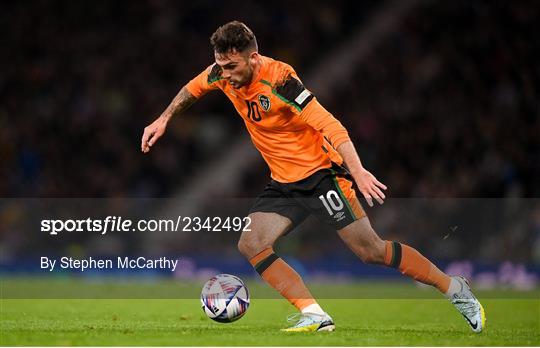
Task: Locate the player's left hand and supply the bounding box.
[354,168,387,207]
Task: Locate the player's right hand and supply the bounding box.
[141,116,168,153]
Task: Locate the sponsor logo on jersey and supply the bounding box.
[258,94,271,112]
[333,211,345,221]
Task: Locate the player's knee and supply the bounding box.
[237,238,251,258]
[237,235,268,259]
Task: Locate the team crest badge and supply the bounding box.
[258,95,271,112]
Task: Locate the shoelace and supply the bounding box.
[453,299,478,317]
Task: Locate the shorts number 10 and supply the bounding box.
[318,190,344,215]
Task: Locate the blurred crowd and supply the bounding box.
[4,1,535,198]
[327,0,539,198]
[323,0,540,262]
[2,0,369,197]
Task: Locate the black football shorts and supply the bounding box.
[249,164,366,230]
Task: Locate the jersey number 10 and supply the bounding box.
[245,100,262,122]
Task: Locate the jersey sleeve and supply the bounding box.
[298,98,351,149]
[185,64,223,98]
[274,71,351,149]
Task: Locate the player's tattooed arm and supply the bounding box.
[160,86,197,122]
[141,86,197,153]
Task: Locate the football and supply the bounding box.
[200,274,250,323]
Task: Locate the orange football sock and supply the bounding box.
[384,240,450,293]
[249,248,316,311]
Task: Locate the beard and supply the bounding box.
[232,65,254,88]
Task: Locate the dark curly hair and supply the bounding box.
[210,21,258,54]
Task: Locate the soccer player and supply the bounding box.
[141,21,485,333]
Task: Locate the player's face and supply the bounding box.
[214,50,256,89]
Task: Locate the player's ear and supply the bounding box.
[248,51,259,66]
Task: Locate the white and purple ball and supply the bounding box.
[200,274,250,323]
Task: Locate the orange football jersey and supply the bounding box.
[186,55,350,183]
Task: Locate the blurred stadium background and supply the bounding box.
[1,0,539,291]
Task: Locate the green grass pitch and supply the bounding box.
[1,278,538,346]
